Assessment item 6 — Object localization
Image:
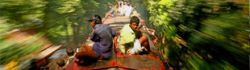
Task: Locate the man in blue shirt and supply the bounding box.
[75,15,115,65]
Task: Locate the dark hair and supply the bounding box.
[94,15,102,24]
[130,16,140,25]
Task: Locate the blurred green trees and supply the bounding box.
[0,0,114,65]
[144,0,249,70]
[0,0,115,44]
[0,0,249,69]
[0,0,47,65]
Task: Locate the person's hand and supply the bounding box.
[152,37,158,45]
[127,49,134,55]
[148,29,155,35]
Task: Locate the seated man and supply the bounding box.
[118,16,150,55]
[75,15,115,65]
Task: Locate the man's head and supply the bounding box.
[129,16,140,31]
[88,15,102,28]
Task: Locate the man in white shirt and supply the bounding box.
[125,3,133,17]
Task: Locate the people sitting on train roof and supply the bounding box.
[75,15,116,65]
[104,1,130,19]
[118,1,125,15]
[104,2,120,18]
[117,16,151,55]
[116,0,133,17]
[124,3,133,17]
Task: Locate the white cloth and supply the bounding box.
[121,4,128,15]
[127,39,146,54]
[125,6,133,16]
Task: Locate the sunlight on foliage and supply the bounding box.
[145,0,249,69]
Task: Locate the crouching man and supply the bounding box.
[75,15,115,65]
[118,16,150,55]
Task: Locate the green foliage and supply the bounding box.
[0,17,44,64]
[0,33,44,64]
[0,0,46,29]
[54,0,80,14]
[145,0,249,69]
[145,0,176,39]
[0,0,114,44]
[0,0,115,65]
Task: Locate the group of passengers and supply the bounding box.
[74,14,156,65]
[117,0,133,16]
[106,0,134,17]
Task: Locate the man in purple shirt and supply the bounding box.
[75,15,115,65]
